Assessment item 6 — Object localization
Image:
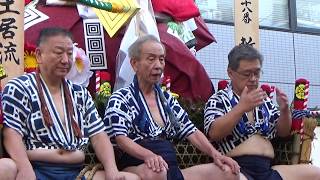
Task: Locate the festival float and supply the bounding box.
[0,0,318,177]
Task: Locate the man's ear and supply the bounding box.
[35,47,42,64]
[227,68,233,79]
[130,58,138,72]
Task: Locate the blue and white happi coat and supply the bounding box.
[204,86,280,155]
[104,81,197,145]
[1,72,106,151]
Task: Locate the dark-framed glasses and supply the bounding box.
[235,70,263,79]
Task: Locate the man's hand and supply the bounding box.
[144,153,168,173]
[212,153,240,175]
[276,88,289,111]
[16,166,36,180]
[238,87,268,112]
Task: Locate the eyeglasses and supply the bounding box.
[234,70,263,79]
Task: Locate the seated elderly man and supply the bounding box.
[204,44,320,180]
[104,35,240,180]
[0,158,17,179]
[1,27,138,180]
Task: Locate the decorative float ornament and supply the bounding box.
[62,0,129,12]
[99,82,112,97]
[0,65,7,81]
[92,0,140,38]
[98,71,112,97]
[24,43,38,73]
[65,44,93,87]
[218,80,229,91]
[292,78,309,132]
[96,71,101,94]
[260,84,275,99]
[161,76,179,99]
[94,71,112,117]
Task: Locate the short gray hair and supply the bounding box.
[128,35,165,60]
[37,27,73,46]
[228,44,263,70]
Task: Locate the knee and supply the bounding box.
[140,168,167,180]
[131,174,142,180]
[126,172,141,180]
[222,165,239,180]
[0,158,17,179]
[313,166,320,180]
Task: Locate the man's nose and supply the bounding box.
[249,74,258,81]
[61,53,71,63]
[154,59,164,68]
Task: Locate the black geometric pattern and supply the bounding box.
[89,53,105,68]
[83,19,107,70]
[85,23,102,36]
[88,38,103,51]
[24,6,49,30]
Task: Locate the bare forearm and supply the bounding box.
[3,128,33,171]
[115,135,153,160]
[276,108,292,137]
[90,132,118,171]
[209,105,245,141]
[187,130,220,157]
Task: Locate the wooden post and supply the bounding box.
[0,0,24,157]
[234,0,259,49]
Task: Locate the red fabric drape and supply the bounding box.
[158,23,213,101]
[24,4,215,101]
[151,0,200,22]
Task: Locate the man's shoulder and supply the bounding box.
[6,73,35,88]
[208,89,229,101]
[111,86,133,98]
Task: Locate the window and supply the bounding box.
[296,0,320,29]
[195,0,289,29]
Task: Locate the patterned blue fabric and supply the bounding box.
[104,82,197,145]
[204,86,280,155]
[2,72,106,151]
[292,109,311,119]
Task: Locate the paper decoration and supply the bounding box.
[83,19,107,70]
[114,0,159,90]
[24,43,38,73]
[65,45,93,87]
[93,0,140,37]
[24,5,49,30]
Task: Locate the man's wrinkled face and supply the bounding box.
[36,35,73,79]
[228,59,262,94]
[131,40,165,85]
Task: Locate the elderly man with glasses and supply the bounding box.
[204,44,320,180]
